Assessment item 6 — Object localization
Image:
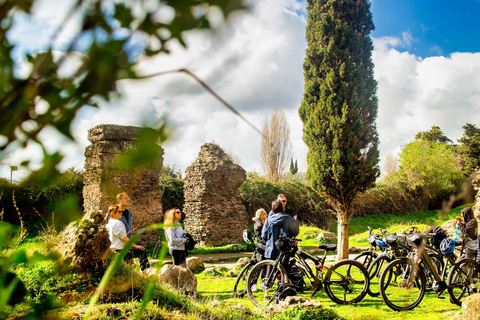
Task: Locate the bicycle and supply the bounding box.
[367,231,443,297]
[378,234,479,311]
[245,236,370,308]
[353,227,383,272]
[232,230,266,298]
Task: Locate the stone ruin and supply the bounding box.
[183,143,248,246]
[82,124,164,245]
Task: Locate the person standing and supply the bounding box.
[253,208,268,241]
[106,205,150,275]
[116,192,133,238]
[268,194,294,217]
[164,208,188,267]
[458,206,478,259]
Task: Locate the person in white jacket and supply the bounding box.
[106,205,150,275]
[164,208,188,267]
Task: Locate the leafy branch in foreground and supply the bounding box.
[0,0,246,184]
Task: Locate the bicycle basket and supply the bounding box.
[368,234,378,245]
[386,233,399,245]
[407,234,422,247]
[243,229,255,244]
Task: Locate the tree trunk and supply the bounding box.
[336,212,349,261]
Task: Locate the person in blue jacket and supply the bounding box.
[262,199,300,260]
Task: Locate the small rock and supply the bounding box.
[237,257,250,267]
[187,257,204,271]
[349,246,361,253]
[317,232,337,241]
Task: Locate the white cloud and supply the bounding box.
[3,0,480,182]
[373,38,480,167]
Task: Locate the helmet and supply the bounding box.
[375,239,388,248]
[440,238,455,255]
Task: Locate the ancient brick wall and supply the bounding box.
[183,143,248,246]
[83,124,164,245]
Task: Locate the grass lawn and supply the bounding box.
[196,268,461,320]
[194,205,472,319]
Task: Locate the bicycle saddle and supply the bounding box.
[318,244,337,251]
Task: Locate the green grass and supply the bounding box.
[196,265,461,320]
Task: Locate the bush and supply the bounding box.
[0,169,84,233]
[239,172,330,228]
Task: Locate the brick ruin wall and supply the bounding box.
[83,124,164,245]
[183,143,249,246]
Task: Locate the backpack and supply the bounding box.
[430,226,447,250]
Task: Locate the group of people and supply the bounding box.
[104,192,191,275]
[251,194,300,297]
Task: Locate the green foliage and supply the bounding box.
[457,123,480,175]
[299,0,380,216]
[393,140,465,201]
[159,173,184,212]
[0,168,83,232]
[239,172,330,227]
[415,125,453,144]
[0,222,61,319]
[0,0,246,184]
[290,159,299,175]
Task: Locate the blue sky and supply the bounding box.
[371,0,480,57]
[1,0,480,180]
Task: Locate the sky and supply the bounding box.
[1,0,480,181]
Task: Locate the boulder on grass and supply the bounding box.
[316,232,337,242]
[187,257,204,271]
[237,257,250,267]
[462,293,480,320]
[56,210,110,272]
[159,265,197,296]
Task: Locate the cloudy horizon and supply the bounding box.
[1,0,480,181]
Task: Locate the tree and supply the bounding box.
[382,153,398,177]
[0,0,245,185]
[289,159,298,176]
[299,0,379,259]
[396,140,464,200]
[415,125,453,144]
[261,108,293,181]
[457,123,480,175]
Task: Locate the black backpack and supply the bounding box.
[430,226,447,250]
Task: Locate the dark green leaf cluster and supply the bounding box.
[0,0,245,184]
[457,123,480,175]
[299,0,379,214]
[415,125,453,144]
[289,158,299,175]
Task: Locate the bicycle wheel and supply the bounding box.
[233,262,256,298]
[354,251,378,272]
[324,259,369,304]
[379,258,426,311]
[447,258,479,306]
[367,255,391,297]
[246,259,289,308]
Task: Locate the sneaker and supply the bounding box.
[251,284,257,292]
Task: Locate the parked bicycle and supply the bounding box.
[245,236,370,308]
[232,230,266,298]
[378,234,479,311]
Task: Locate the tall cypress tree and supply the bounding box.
[299,0,380,259]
